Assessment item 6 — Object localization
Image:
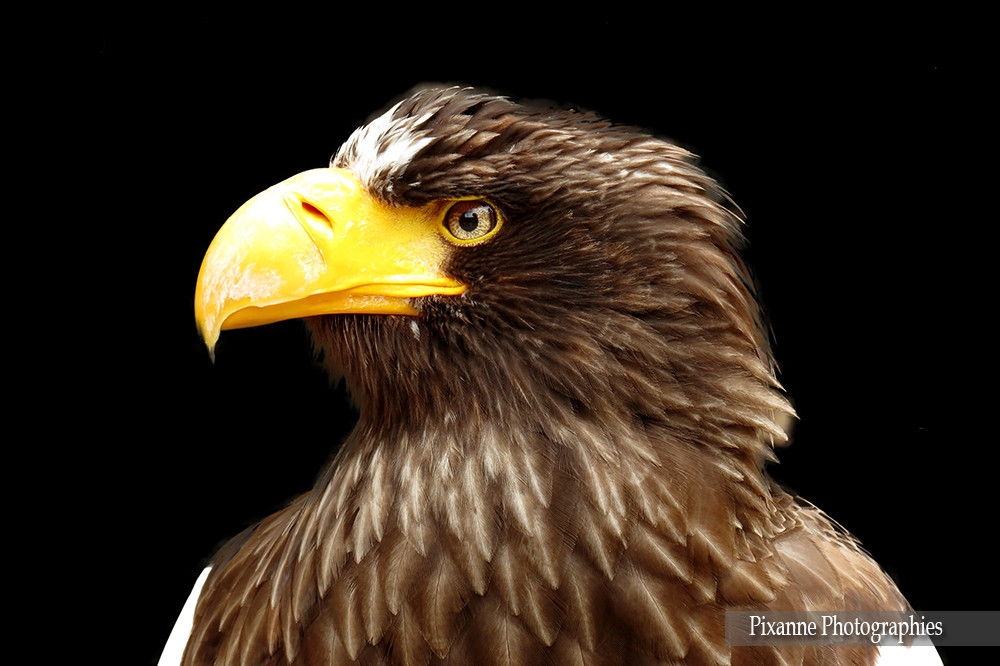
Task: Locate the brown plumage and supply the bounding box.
[184,86,909,666]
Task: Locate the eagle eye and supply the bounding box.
[444,200,500,244]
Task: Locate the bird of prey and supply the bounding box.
[164,86,942,665]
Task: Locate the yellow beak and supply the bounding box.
[195,168,466,358]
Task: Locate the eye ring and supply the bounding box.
[444,200,500,244]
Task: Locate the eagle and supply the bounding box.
[164,86,941,666]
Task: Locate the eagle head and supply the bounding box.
[197,86,788,447]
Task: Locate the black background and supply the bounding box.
[69,11,989,665]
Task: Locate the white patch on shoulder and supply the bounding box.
[875,637,945,666]
[158,567,212,666]
[336,102,435,194]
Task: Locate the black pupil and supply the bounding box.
[460,209,481,233]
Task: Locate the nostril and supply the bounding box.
[300,201,330,228]
[293,198,335,240]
